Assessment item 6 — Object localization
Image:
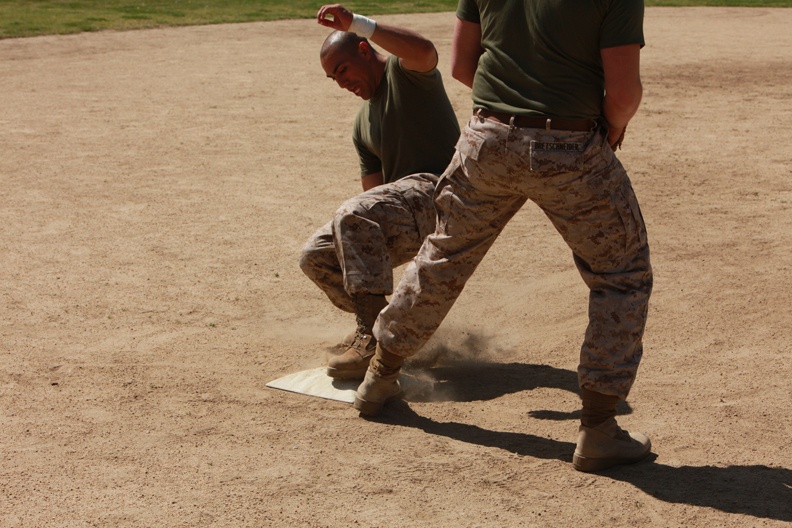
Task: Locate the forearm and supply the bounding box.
[601,44,642,148]
[602,82,641,149]
[602,85,642,130]
[369,23,437,72]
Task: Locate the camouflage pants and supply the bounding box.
[299,173,438,313]
[374,116,653,398]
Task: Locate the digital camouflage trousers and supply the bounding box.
[374,116,653,399]
[299,173,438,313]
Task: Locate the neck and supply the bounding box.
[371,51,387,93]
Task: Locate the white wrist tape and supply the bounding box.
[349,14,376,39]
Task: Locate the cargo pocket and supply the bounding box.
[619,182,648,249]
[457,129,487,162]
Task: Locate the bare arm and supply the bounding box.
[601,44,642,149]
[450,18,483,88]
[317,4,437,72]
[361,172,384,192]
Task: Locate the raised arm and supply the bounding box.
[601,44,642,150]
[317,4,437,72]
[450,18,483,88]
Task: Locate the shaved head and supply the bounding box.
[320,30,369,60]
[320,30,385,101]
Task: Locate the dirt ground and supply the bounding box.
[1,7,790,527]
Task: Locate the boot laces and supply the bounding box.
[349,325,375,354]
[349,331,367,350]
[350,313,374,351]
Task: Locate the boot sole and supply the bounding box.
[353,391,402,416]
[572,444,652,473]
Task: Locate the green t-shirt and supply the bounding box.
[456,0,645,119]
[353,55,460,184]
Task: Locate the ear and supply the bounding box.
[357,40,371,58]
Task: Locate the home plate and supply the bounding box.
[266,367,429,403]
[266,367,358,403]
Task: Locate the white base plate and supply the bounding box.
[266,367,359,403]
[266,367,429,403]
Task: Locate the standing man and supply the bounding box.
[300,4,460,380]
[358,0,654,473]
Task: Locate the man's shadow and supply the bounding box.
[400,356,634,419]
[365,334,791,523]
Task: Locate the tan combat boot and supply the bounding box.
[572,388,651,472]
[353,345,404,416]
[572,417,652,472]
[326,294,388,380]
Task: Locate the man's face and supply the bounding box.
[321,43,378,100]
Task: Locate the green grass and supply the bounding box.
[0,1,459,39]
[0,0,789,39]
[648,0,791,4]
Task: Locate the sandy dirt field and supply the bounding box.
[1,7,791,527]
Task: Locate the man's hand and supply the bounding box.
[317,4,354,32]
[609,126,626,151]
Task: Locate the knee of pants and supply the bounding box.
[298,247,313,276]
[333,207,378,241]
[298,243,326,279]
[334,202,364,223]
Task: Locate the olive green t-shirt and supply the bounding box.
[456,0,645,119]
[353,55,460,184]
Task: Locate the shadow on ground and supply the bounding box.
[401,361,633,419]
[370,368,791,524]
[605,459,792,523]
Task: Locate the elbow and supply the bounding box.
[450,63,464,83]
[450,62,475,87]
[611,81,643,113]
[416,40,439,71]
[450,45,481,88]
[625,81,643,113]
[421,40,438,61]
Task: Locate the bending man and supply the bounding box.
[300,4,460,380]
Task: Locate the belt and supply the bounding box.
[477,109,596,132]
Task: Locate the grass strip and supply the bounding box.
[1,0,789,40]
